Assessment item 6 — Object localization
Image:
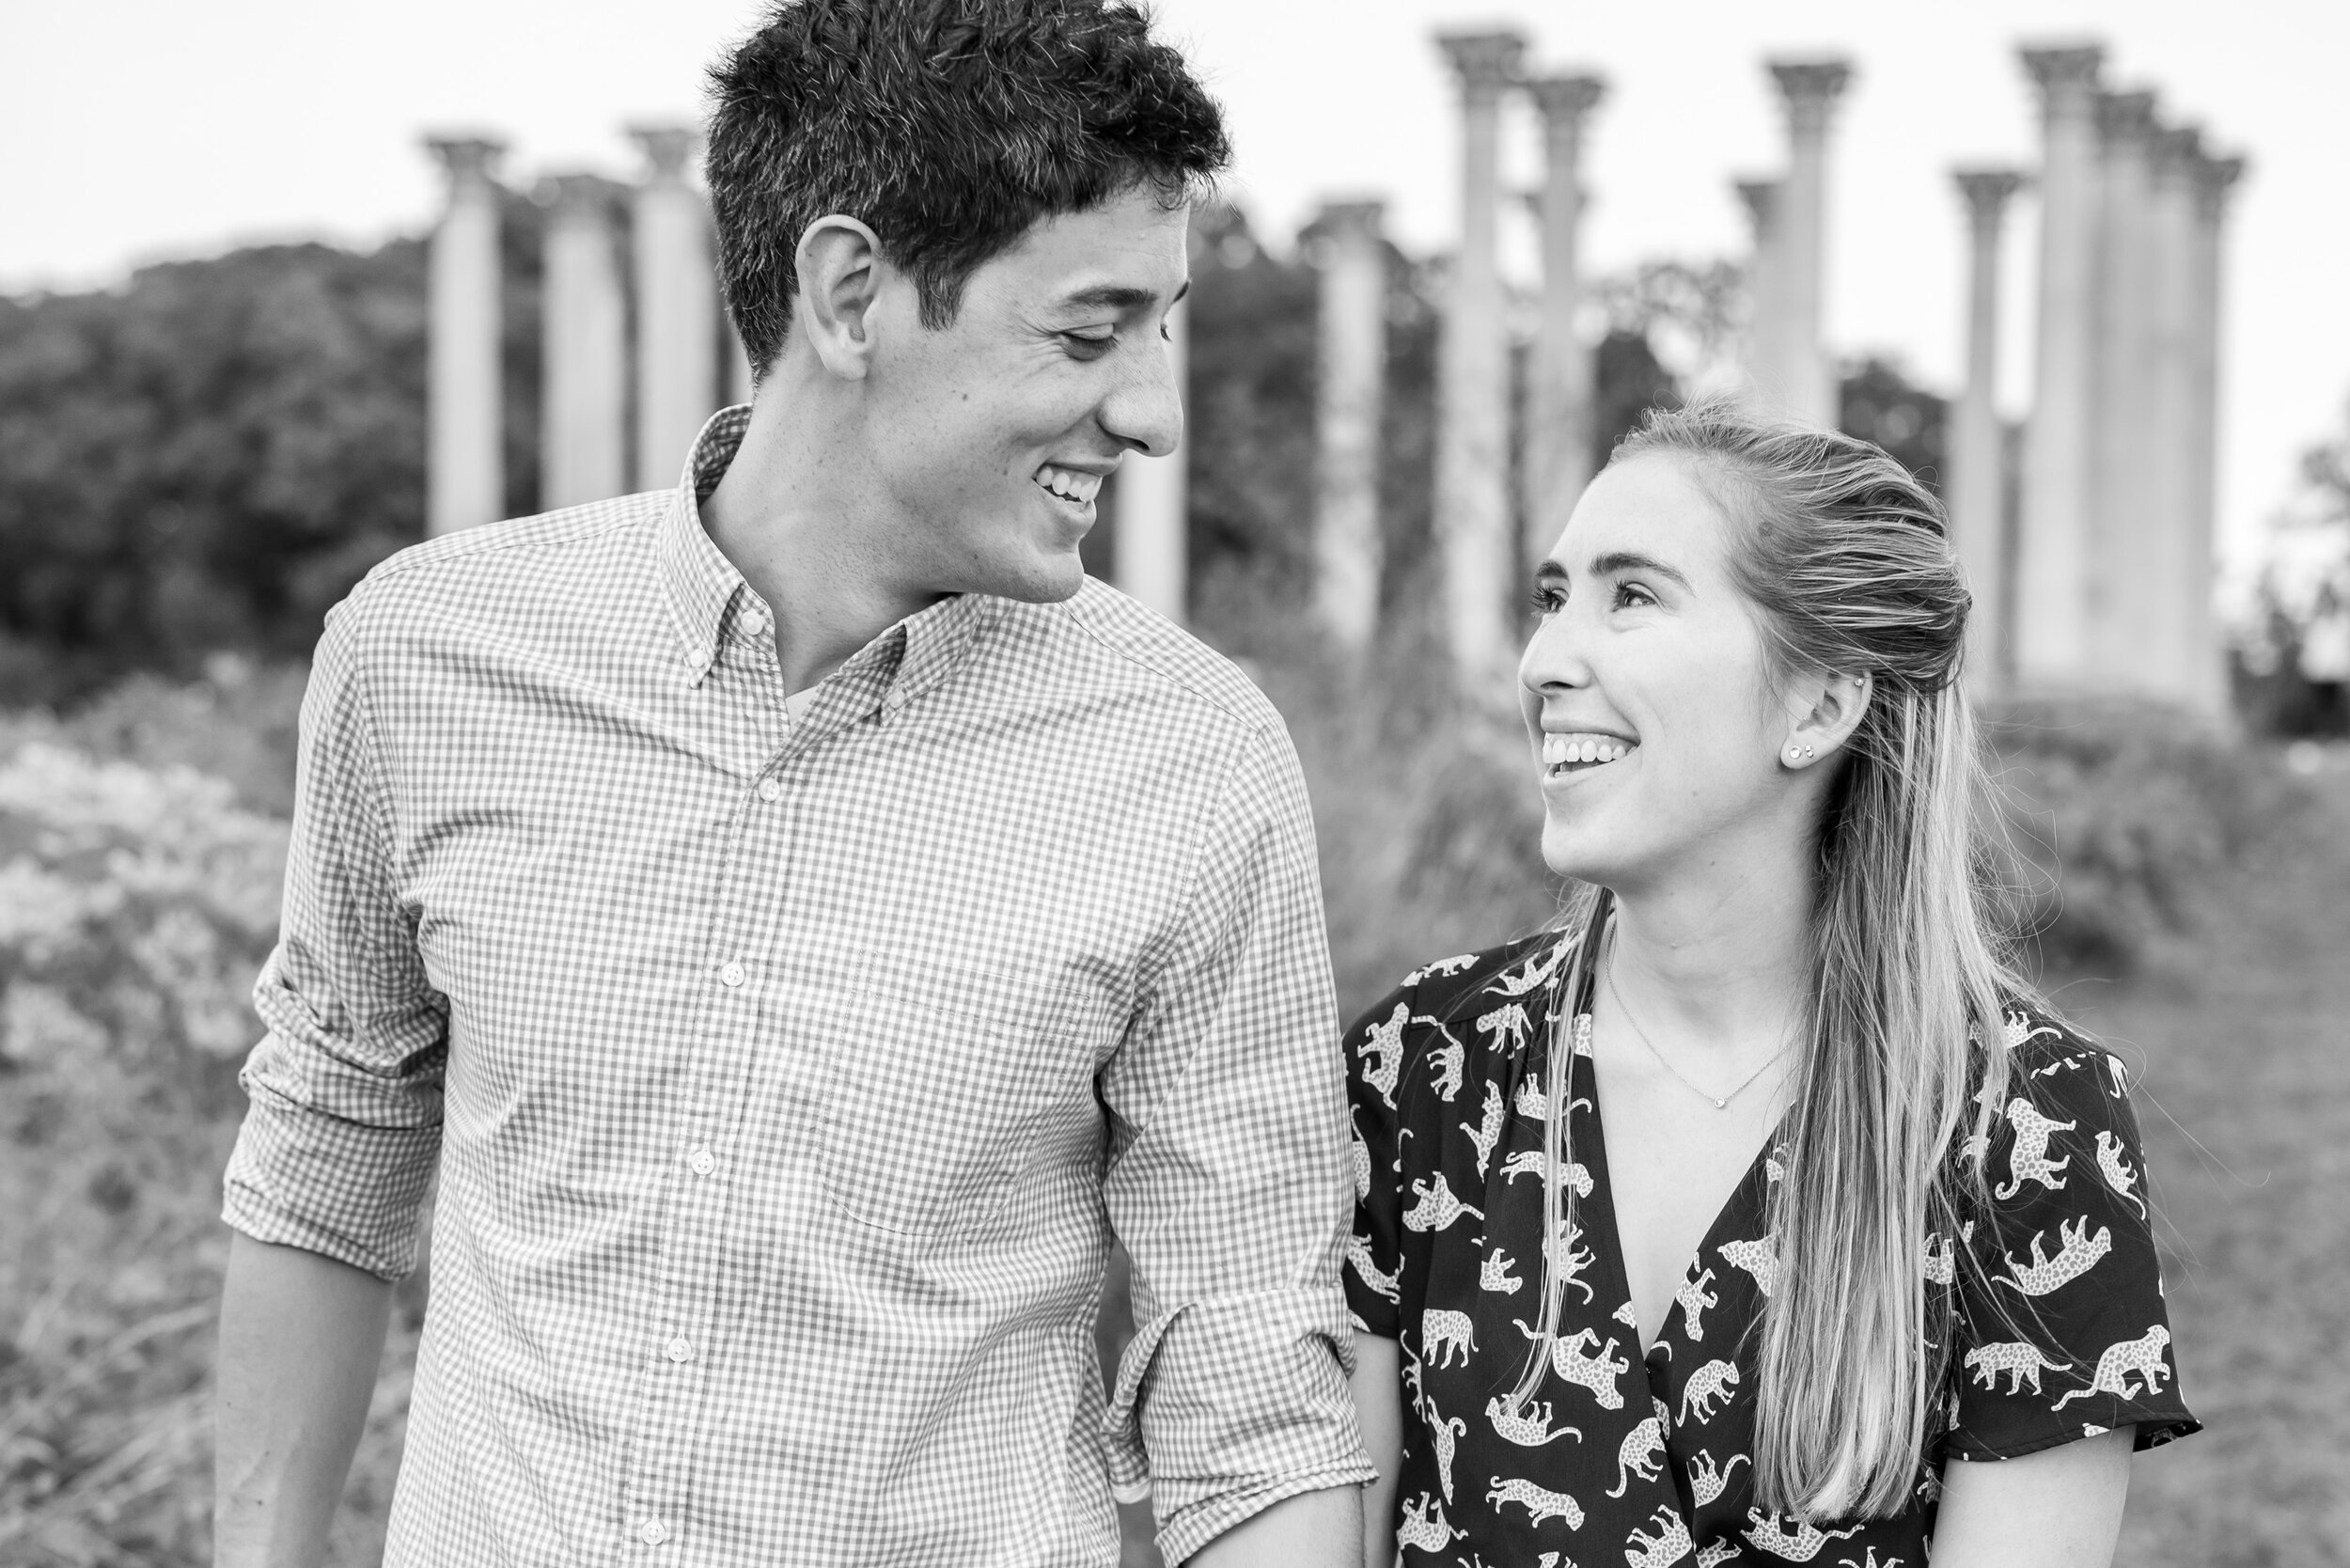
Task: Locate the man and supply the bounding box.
[211,2,1371,1563]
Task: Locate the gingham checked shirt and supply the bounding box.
[223,408,1371,1567]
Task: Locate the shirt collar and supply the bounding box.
[652,404,999,706]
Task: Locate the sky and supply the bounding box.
[2,0,2342,578]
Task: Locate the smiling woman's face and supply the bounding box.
[1519,452,1801,890]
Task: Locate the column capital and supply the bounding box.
[1524,72,1606,131]
[627,124,703,183]
[2149,125,2203,186]
[1434,29,1528,102]
[1733,178,1779,235]
[423,134,506,189]
[1767,58,1853,132]
[1306,197,1387,250]
[2018,42,2104,118]
[537,172,626,218]
[1951,167,2027,229]
[2096,88,2159,149]
[2192,151,2247,220]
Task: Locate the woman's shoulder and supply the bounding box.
[1977,1001,2136,1115]
[1346,930,1571,1034]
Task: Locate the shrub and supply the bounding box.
[1984,698,2310,974]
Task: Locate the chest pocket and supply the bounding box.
[817,950,1109,1238]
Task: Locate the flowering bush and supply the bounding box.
[0,738,285,1078]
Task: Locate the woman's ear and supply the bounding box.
[792,214,885,382]
[1780,669,1872,770]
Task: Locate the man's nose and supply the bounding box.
[1102,321,1184,460]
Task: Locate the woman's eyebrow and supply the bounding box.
[1589,549,1692,590]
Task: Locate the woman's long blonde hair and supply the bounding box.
[1509,396,2032,1520]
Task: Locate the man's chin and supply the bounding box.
[968,549,1089,605]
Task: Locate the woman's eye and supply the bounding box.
[1529,585,1565,617]
[1612,581,1655,609]
[1063,332,1115,359]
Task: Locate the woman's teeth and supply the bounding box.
[1541,732,1636,773]
[1035,463,1103,505]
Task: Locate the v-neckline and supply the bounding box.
[1574,1015,1783,1359]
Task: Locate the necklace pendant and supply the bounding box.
[1713,1097,1728,1110]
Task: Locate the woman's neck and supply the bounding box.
[1604,837,1817,1066]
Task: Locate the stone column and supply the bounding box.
[1950,170,2025,695]
[1765,59,1853,427]
[425,135,505,536]
[1524,74,1606,566]
[1434,28,1528,701]
[1735,180,1783,408]
[629,125,719,491]
[2182,151,2247,716]
[2089,90,2161,687]
[2141,126,2201,706]
[724,316,756,408]
[539,174,629,510]
[1114,295,1188,622]
[2015,43,2107,688]
[1310,200,1387,656]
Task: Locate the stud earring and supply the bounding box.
[1786,743,1815,762]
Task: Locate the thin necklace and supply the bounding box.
[1604,947,1785,1111]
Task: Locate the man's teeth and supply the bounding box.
[1541,732,1636,769]
[1036,464,1103,505]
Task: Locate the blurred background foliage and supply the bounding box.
[2,210,2343,1563]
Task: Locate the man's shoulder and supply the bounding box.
[1002,575,1285,743]
[337,492,667,625]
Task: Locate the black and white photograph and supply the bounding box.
[1,0,2343,1563]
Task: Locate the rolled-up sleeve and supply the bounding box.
[1100,721,1373,1565]
[221,595,446,1281]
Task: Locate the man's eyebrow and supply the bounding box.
[1057,277,1190,313]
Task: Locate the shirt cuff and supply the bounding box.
[1105,1286,1373,1565]
[220,1058,441,1282]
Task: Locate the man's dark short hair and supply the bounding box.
[707,0,1231,376]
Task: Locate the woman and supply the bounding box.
[1345,400,2196,1567]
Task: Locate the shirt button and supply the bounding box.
[757,776,782,804]
[666,1335,694,1363]
[687,1147,717,1177]
[639,1519,668,1545]
[741,607,769,637]
[719,961,745,988]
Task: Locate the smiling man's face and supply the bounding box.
[856,183,1190,604]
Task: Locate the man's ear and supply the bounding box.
[793,215,884,382]
[1782,668,1872,770]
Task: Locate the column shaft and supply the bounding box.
[2142,128,2201,705]
[2089,91,2161,687]
[2015,44,2107,686]
[630,127,720,490]
[2182,154,2246,716]
[425,136,506,536]
[1525,75,1606,563]
[1115,296,1187,622]
[1950,170,2024,695]
[1767,60,1853,427]
[1736,180,1784,411]
[1310,201,1387,654]
[540,175,629,510]
[1434,29,1528,701]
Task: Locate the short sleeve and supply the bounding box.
[1340,976,1423,1340]
[1947,1023,2200,1460]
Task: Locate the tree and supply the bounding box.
[0,192,544,698]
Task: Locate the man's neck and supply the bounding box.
[700,383,946,696]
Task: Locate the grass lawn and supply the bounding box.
[2092,761,2350,1566]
